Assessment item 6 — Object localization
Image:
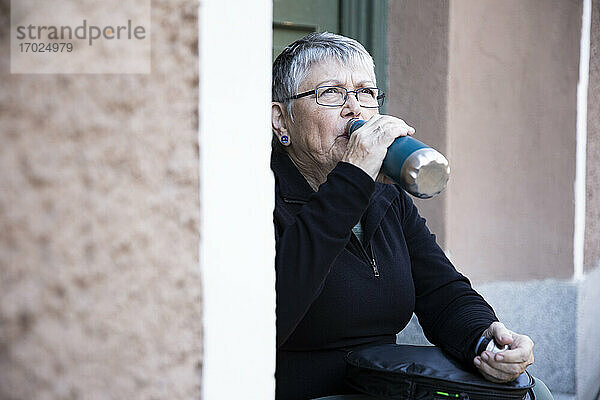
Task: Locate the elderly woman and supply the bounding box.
[271,32,543,400]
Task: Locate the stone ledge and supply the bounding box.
[397,276,600,399]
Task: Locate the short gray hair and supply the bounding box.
[272,31,376,121]
[271,32,375,152]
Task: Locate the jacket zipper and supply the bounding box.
[282,197,379,277]
[351,233,379,277]
[369,245,379,277]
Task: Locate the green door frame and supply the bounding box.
[340,0,388,112]
[273,0,388,112]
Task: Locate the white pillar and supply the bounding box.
[199,0,275,398]
[574,0,592,281]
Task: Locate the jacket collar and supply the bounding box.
[271,149,315,203]
[271,150,401,244]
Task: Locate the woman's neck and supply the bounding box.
[287,150,334,192]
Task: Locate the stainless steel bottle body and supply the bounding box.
[345,119,450,198]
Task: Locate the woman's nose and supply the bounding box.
[341,92,362,117]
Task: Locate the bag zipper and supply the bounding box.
[416,379,528,400]
[347,359,533,400]
[432,391,470,400]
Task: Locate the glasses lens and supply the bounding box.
[316,86,346,106]
[357,88,381,107]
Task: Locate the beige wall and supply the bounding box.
[387,0,450,247]
[585,0,600,273]
[446,0,581,282]
[387,0,581,282]
[0,1,202,399]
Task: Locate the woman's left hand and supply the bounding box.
[473,322,534,383]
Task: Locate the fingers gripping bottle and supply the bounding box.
[475,336,510,355]
[345,118,450,199]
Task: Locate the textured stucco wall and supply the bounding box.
[387,0,449,247]
[0,1,202,399]
[585,0,600,273]
[446,0,581,282]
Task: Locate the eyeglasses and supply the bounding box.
[289,86,385,108]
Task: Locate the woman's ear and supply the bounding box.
[272,102,291,146]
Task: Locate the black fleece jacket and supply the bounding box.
[272,150,498,400]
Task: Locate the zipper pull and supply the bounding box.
[371,258,379,277]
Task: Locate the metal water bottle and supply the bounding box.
[345,118,450,198]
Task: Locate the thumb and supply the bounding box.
[490,322,513,346]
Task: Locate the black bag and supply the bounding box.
[345,344,535,400]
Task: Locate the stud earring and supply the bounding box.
[281,135,289,145]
